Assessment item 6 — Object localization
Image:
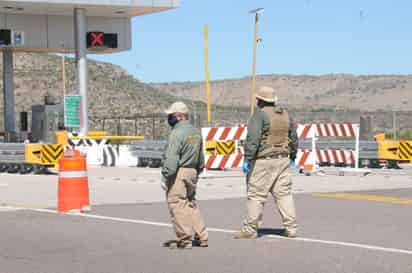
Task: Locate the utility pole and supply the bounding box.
[249,8,264,116]
[204,24,212,125]
[393,111,397,140]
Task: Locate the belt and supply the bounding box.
[179,166,197,170]
[258,153,289,160]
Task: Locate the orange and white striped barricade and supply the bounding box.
[296,124,317,173]
[201,126,247,170]
[296,123,360,171]
[57,149,91,213]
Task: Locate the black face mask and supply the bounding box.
[168,115,179,127]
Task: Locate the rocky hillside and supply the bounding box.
[1,54,410,138]
[152,74,412,111]
[0,53,206,133]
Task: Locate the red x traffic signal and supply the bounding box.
[87,31,118,49]
[87,32,104,48]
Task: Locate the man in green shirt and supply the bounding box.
[161,102,208,249]
[234,86,298,239]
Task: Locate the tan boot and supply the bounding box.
[281,229,297,238]
[233,230,258,239]
[177,240,193,249]
[193,235,208,247]
[162,239,178,248]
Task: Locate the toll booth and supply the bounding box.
[0,0,179,140]
[31,104,64,143]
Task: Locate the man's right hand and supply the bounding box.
[161,176,168,191]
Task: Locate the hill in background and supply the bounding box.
[152,74,411,111]
[0,53,410,138]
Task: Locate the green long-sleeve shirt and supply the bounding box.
[244,107,298,161]
[161,120,204,179]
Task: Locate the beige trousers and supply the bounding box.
[242,158,297,234]
[166,168,208,242]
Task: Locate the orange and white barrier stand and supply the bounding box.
[296,123,360,170]
[57,150,91,213]
[201,126,247,170]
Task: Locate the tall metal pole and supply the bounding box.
[74,8,89,135]
[251,13,260,116]
[2,48,16,141]
[204,24,212,125]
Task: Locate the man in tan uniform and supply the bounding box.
[235,86,298,239]
[161,102,209,249]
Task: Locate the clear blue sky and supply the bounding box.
[92,0,412,83]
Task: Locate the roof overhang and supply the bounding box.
[0,0,179,17]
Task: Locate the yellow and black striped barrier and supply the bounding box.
[216,141,235,155]
[205,141,237,156]
[377,140,400,160]
[398,141,412,162]
[41,144,64,167]
[25,144,43,165]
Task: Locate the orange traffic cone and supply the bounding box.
[58,150,91,213]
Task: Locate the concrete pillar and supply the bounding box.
[2,49,16,141]
[74,8,88,135]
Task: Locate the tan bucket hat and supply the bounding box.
[256,86,278,104]
[164,101,189,115]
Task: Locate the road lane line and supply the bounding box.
[314,193,412,205]
[22,207,412,256]
[0,206,24,211]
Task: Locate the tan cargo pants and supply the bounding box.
[166,168,208,243]
[241,157,297,234]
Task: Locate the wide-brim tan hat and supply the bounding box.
[256,86,278,103]
[164,101,189,115]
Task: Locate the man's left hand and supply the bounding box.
[243,161,251,174]
[289,160,297,169]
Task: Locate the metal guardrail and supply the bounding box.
[128,140,380,160]
[0,140,383,165]
[298,140,379,159]
[0,143,25,163]
[130,150,163,159]
[129,140,167,160]
[128,140,380,161]
[130,140,167,150]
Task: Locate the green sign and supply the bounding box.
[64,95,81,128]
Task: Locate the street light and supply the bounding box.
[249,8,264,115]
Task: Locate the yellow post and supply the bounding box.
[204,24,212,125]
[61,48,67,97]
[251,13,259,116]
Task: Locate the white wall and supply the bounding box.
[0,14,132,53]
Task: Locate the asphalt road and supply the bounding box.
[1,188,412,273]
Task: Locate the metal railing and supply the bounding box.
[298,140,378,159]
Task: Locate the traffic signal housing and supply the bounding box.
[87,31,118,49]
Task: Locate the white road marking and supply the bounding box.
[21,207,412,256]
[0,206,24,211]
